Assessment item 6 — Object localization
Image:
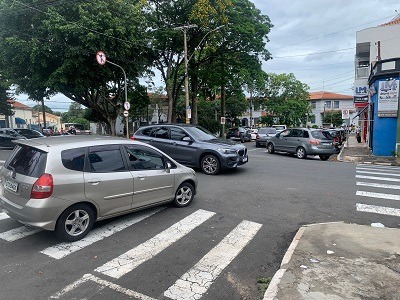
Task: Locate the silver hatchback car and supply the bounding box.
[0,135,197,241]
[266,128,338,160]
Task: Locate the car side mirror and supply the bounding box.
[166,162,171,173]
[182,136,192,142]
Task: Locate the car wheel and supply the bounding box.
[201,154,220,175]
[296,147,307,159]
[174,182,194,207]
[55,204,94,242]
[267,143,275,154]
[319,155,330,161]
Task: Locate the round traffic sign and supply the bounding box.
[124,101,130,110]
[96,51,106,65]
[123,110,129,117]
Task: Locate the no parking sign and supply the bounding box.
[341,109,349,119]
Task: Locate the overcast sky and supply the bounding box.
[16,0,400,112]
[254,0,399,94]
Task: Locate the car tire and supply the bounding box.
[267,143,275,154]
[296,147,307,159]
[319,155,330,161]
[256,142,259,148]
[55,204,95,242]
[201,154,220,175]
[173,182,194,207]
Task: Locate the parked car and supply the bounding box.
[226,127,252,143]
[0,128,26,148]
[272,125,287,134]
[266,128,338,160]
[132,124,248,175]
[248,128,258,140]
[14,128,45,139]
[0,135,197,242]
[255,127,277,147]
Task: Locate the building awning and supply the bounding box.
[352,104,370,120]
[15,117,26,125]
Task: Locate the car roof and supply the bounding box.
[14,135,145,152]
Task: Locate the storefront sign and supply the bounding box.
[378,79,399,117]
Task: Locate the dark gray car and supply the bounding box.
[0,128,26,148]
[133,124,248,175]
[255,127,277,147]
[266,128,338,160]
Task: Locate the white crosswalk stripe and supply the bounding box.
[40,207,164,259]
[355,165,400,218]
[0,225,41,242]
[95,209,215,279]
[164,220,262,300]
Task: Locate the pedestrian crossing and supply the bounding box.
[355,164,400,218]
[0,208,262,299]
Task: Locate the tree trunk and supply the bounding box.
[220,82,226,138]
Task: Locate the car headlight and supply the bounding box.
[217,148,237,154]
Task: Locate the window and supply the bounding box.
[5,145,47,178]
[333,101,339,109]
[324,101,331,108]
[88,145,125,173]
[139,127,154,136]
[170,127,188,141]
[62,147,86,171]
[290,129,303,137]
[124,145,165,171]
[311,101,316,109]
[151,126,169,139]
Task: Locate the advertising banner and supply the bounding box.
[378,79,399,117]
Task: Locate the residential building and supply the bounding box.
[36,111,62,132]
[308,92,355,128]
[0,100,34,128]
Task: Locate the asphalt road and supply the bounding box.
[0,143,399,300]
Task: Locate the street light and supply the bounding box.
[174,25,224,124]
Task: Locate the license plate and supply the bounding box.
[5,179,18,193]
[322,143,331,146]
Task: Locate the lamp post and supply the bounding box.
[174,25,224,124]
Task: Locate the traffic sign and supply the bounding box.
[96,51,106,65]
[342,109,350,119]
[124,101,130,110]
[221,117,226,124]
[123,110,129,117]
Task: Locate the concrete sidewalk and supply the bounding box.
[263,222,400,300]
[338,134,399,165]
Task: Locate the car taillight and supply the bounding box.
[309,139,320,145]
[256,134,260,140]
[130,136,135,140]
[31,173,53,199]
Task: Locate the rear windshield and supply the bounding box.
[5,145,47,177]
[259,128,277,134]
[311,131,333,140]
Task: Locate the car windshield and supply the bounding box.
[259,128,276,134]
[185,126,217,141]
[311,131,333,140]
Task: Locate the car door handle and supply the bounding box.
[138,176,147,180]
[88,179,101,185]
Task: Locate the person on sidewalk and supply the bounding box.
[356,127,361,143]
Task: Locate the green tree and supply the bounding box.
[322,111,343,127]
[263,73,311,127]
[32,104,54,114]
[0,0,153,135]
[0,77,13,123]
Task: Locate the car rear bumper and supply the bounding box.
[0,193,71,231]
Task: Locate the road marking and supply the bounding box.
[357,164,400,170]
[95,209,215,279]
[356,191,400,201]
[356,203,400,217]
[356,175,400,182]
[164,220,262,300]
[356,166,400,173]
[356,170,400,177]
[0,225,41,241]
[0,212,10,221]
[41,207,164,259]
[49,273,157,300]
[357,181,400,190]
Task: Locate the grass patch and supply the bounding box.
[257,276,272,299]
